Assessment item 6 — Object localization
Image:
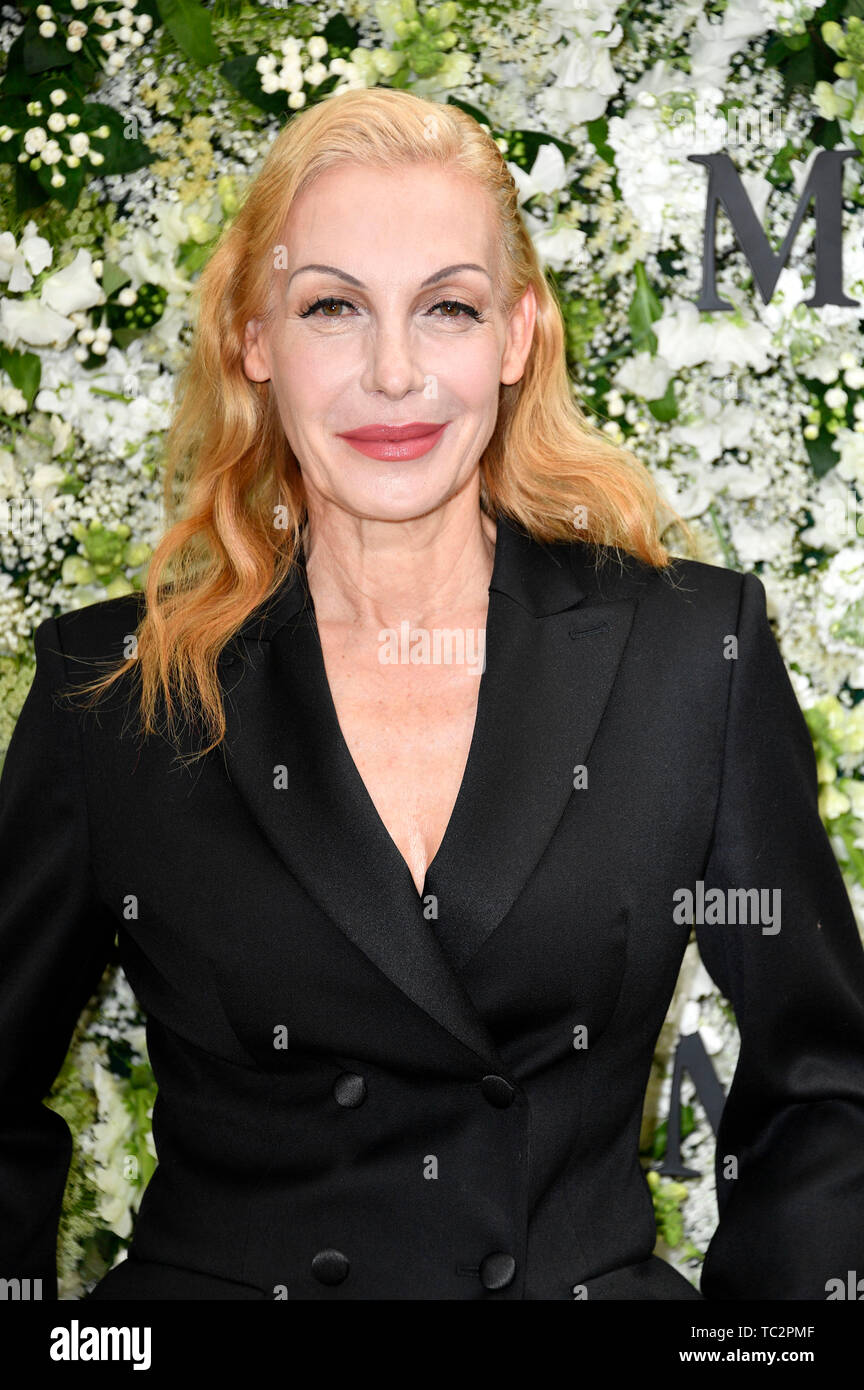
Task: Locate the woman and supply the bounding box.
[2,87,864,1302]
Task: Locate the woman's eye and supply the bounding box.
[299,297,353,319]
[298,297,482,322]
[429,300,482,320]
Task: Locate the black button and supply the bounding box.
[481,1074,515,1108]
[333,1072,367,1107]
[479,1252,516,1290]
[311,1248,350,1285]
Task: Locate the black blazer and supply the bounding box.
[2,514,864,1301]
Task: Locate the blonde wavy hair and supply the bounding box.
[72,85,691,756]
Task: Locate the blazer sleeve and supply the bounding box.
[694,570,864,1300]
[0,615,117,1298]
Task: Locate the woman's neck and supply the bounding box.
[302,498,497,631]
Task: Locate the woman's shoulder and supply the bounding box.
[570,539,753,624]
[41,590,146,669]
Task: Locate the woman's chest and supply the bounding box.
[316,622,486,893]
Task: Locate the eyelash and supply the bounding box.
[298,296,486,323]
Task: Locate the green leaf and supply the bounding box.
[0,346,41,407]
[12,159,47,214]
[111,326,145,351]
[627,262,663,355]
[156,0,221,67]
[101,262,132,299]
[517,126,579,166]
[79,102,155,176]
[0,95,27,163]
[18,15,74,76]
[586,116,615,167]
[219,54,287,115]
[176,237,217,273]
[647,378,678,422]
[779,45,817,96]
[322,14,360,49]
[444,95,496,128]
[35,159,84,211]
[762,34,792,69]
[804,424,840,478]
[0,34,32,95]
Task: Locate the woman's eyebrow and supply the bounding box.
[285,262,492,289]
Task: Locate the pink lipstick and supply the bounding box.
[336,420,450,461]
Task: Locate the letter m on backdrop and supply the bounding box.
[688,149,860,309]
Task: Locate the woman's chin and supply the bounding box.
[336,486,459,524]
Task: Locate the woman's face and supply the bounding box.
[243,161,536,524]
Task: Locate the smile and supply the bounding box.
[336,421,450,460]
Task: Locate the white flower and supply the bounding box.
[0,224,52,293]
[614,351,672,402]
[535,23,623,130]
[116,201,209,295]
[689,0,773,89]
[844,780,864,819]
[39,139,63,166]
[0,447,21,498]
[657,470,715,519]
[0,385,28,414]
[606,106,712,239]
[800,470,860,552]
[673,396,761,464]
[710,459,769,500]
[681,1000,701,1033]
[40,247,103,316]
[654,300,775,375]
[700,1024,725,1055]
[821,783,852,819]
[727,513,797,565]
[534,0,621,47]
[508,143,567,205]
[24,127,48,154]
[525,218,588,272]
[833,426,864,491]
[0,297,77,348]
[29,462,68,495]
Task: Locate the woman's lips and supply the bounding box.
[337,421,450,461]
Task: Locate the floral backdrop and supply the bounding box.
[0,0,862,1299]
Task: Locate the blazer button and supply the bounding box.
[479,1252,516,1290]
[311,1248,350,1285]
[333,1072,367,1107]
[480,1074,515,1108]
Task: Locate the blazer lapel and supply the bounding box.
[217,515,635,1070]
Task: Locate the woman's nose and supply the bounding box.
[360,320,428,398]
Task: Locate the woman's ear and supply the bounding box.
[243,318,270,382]
[501,284,537,387]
